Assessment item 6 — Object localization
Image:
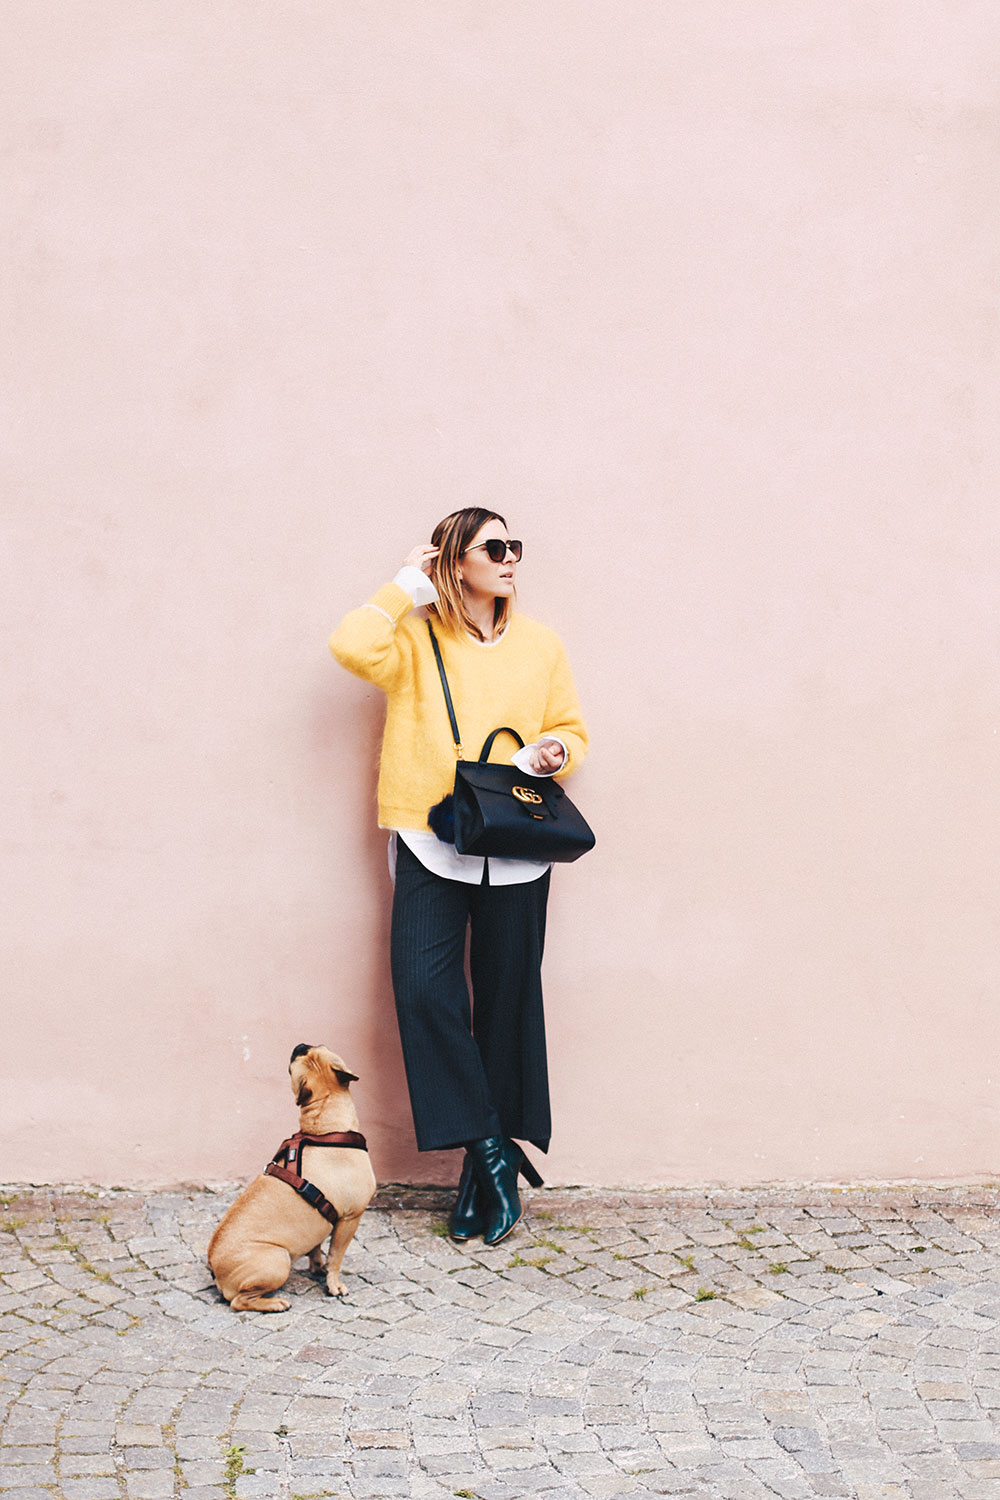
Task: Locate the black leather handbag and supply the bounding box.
[426,621,595,863]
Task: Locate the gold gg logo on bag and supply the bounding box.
[512,786,544,805]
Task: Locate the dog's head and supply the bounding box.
[288,1043,359,1108]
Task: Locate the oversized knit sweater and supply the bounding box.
[329,582,588,831]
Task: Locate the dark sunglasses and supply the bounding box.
[463,538,523,563]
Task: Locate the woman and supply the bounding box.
[329,508,588,1245]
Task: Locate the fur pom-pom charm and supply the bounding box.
[427,794,455,844]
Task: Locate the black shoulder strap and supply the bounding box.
[427,619,463,757]
[427,622,531,764]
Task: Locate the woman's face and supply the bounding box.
[457,518,518,601]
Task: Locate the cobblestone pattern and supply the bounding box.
[1,1182,999,1498]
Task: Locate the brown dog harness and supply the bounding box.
[264,1130,368,1226]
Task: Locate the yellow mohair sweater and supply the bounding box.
[329,582,589,831]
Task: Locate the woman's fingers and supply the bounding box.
[531,741,565,772]
[402,544,440,573]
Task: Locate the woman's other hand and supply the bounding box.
[403,544,439,575]
[527,739,566,775]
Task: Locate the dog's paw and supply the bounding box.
[325,1279,347,1299]
[229,1293,291,1313]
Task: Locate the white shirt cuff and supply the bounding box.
[511,737,569,777]
[393,565,439,607]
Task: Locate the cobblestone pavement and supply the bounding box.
[2,1183,1000,1500]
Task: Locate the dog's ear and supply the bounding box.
[321,1049,359,1087]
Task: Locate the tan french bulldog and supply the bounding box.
[208,1043,376,1312]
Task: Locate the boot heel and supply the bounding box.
[517,1149,544,1189]
[505,1140,544,1188]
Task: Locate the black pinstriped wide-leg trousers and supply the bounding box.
[389,836,552,1154]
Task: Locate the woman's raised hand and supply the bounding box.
[403,544,439,575]
[527,739,566,775]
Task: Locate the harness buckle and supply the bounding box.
[299,1181,324,1211]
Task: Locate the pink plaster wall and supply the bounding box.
[4,3,998,1187]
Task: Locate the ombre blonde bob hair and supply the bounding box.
[427,507,514,641]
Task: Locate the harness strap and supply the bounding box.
[270,1130,368,1167]
[263,1130,369,1228]
[264,1163,340,1224]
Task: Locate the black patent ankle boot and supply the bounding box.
[467,1135,522,1246]
[448,1151,484,1241]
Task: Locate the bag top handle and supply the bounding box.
[478,726,525,761]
